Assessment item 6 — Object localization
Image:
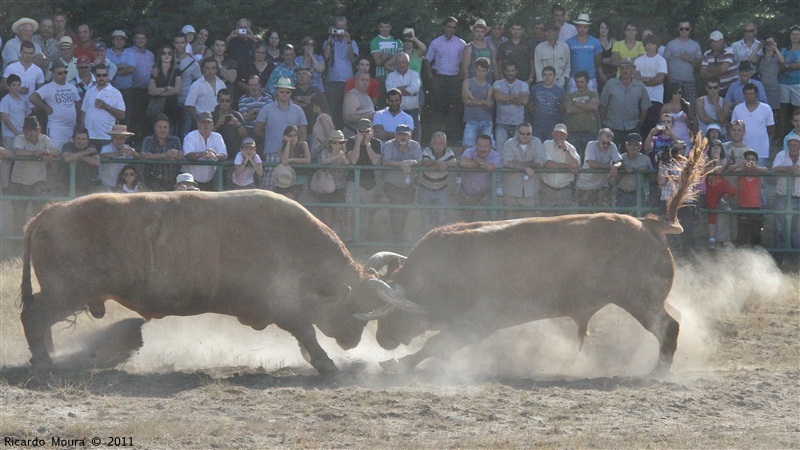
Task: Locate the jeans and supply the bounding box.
[418,186,449,230]
[462,120,493,147]
[324,81,346,130]
[773,195,800,252]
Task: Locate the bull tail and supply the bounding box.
[665,132,706,224]
[20,214,37,310]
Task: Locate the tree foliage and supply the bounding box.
[1,0,797,53]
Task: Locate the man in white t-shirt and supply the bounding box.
[182,111,227,189]
[731,83,774,166]
[634,35,668,134]
[80,65,126,149]
[1,41,45,105]
[29,58,81,149]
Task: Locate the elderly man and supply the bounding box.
[493,61,530,145]
[226,18,257,71]
[540,123,579,210]
[385,52,421,139]
[600,58,651,149]
[501,123,544,217]
[458,133,503,221]
[106,30,135,119]
[323,16,358,130]
[1,41,44,104]
[69,56,95,99]
[254,77,306,189]
[663,20,703,105]
[534,20,571,88]
[343,71,376,136]
[373,88,414,143]
[426,16,466,142]
[185,58,226,125]
[731,22,761,68]
[98,124,140,190]
[700,31,738,96]
[141,114,183,191]
[183,111,227,190]
[80,65,125,150]
[48,36,79,82]
[382,124,422,242]
[73,23,95,61]
[238,75,272,138]
[29,58,81,149]
[32,17,59,64]
[8,116,59,235]
[575,128,622,208]
[419,131,457,230]
[2,18,44,70]
[772,135,800,264]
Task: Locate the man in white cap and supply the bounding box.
[254,77,306,189]
[80,64,126,149]
[2,18,44,70]
[1,41,44,104]
[47,36,78,82]
[565,13,605,92]
[700,30,738,96]
[540,123,579,210]
[772,134,800,265]
[183,111,227,190]
[29,58,81,149]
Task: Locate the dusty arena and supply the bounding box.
[0,250,798,449]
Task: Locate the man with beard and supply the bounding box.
[80,65,125,150]
[372,88,414,143]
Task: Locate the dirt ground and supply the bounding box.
[0,249,798,449]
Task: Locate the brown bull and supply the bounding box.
[359,135,707,375]
[20,190,412,375]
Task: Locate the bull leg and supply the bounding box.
[21,290,89,368]
[280,322,337,376]
[625,305,680,375]
[383,331,487,372]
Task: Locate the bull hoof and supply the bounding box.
[313,359,339,377]
[29,354,53,369]
[650,363,673,378]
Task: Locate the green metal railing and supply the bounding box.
[0,157,797,254]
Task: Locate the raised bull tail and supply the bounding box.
[665,132,707,224]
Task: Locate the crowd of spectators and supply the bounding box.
[0,6,798,260]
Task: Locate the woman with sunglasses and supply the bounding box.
[148,45,182,127]
[660,81,694,147]
[115,164,147,193]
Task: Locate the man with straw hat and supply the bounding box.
[3,18,44,70]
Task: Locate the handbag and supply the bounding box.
[311,170,336,194]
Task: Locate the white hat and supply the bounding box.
[709,30,724,41]
[111,30,127,38]
[273,164,296,188]
[175,173,197,186]
[181,25,196,34]
[12,18,38,34]
[573,13,591,25]
[553,123,568,134]
[274,77,295,90]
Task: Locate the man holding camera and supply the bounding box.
[226,18,257,71]
[323,16,358,130]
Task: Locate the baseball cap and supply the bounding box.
[111,30,127,38]
[357,118,372,130]
[197,111,213,123]
[709,30,724,41]
[181,25,196,35]
[395,124,412,134]
[76,56,91,67]
[626,133,643,143]
[93,41,107,51]
[241,137,256,147]
[553,123,568,134]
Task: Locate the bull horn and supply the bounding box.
[367,278,427,314]
[366,252,407,274]
[353,305,394,321]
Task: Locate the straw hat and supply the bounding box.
[108,124,135,136]
[12,18,38,34]
[273,164,296,188]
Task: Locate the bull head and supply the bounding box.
[353,279,427,321]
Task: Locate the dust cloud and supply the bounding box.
[1,250,797,380]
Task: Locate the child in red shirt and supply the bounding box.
[730,150,767,246]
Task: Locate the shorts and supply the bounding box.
[780,84,800,106]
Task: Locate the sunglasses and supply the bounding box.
[96,73,109,77]
[599,140,612,146]
[518,131,532,136]
[679,27,691,31]
[744,29,756,33]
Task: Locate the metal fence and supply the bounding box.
[0,157,797,254]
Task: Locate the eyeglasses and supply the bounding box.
[679,27,691,31]
[707,85,719,90]
[518,131,532,136]
[744,29,756,33]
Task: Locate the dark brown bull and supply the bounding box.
[20,190,412,375]
[359,136,707,375]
